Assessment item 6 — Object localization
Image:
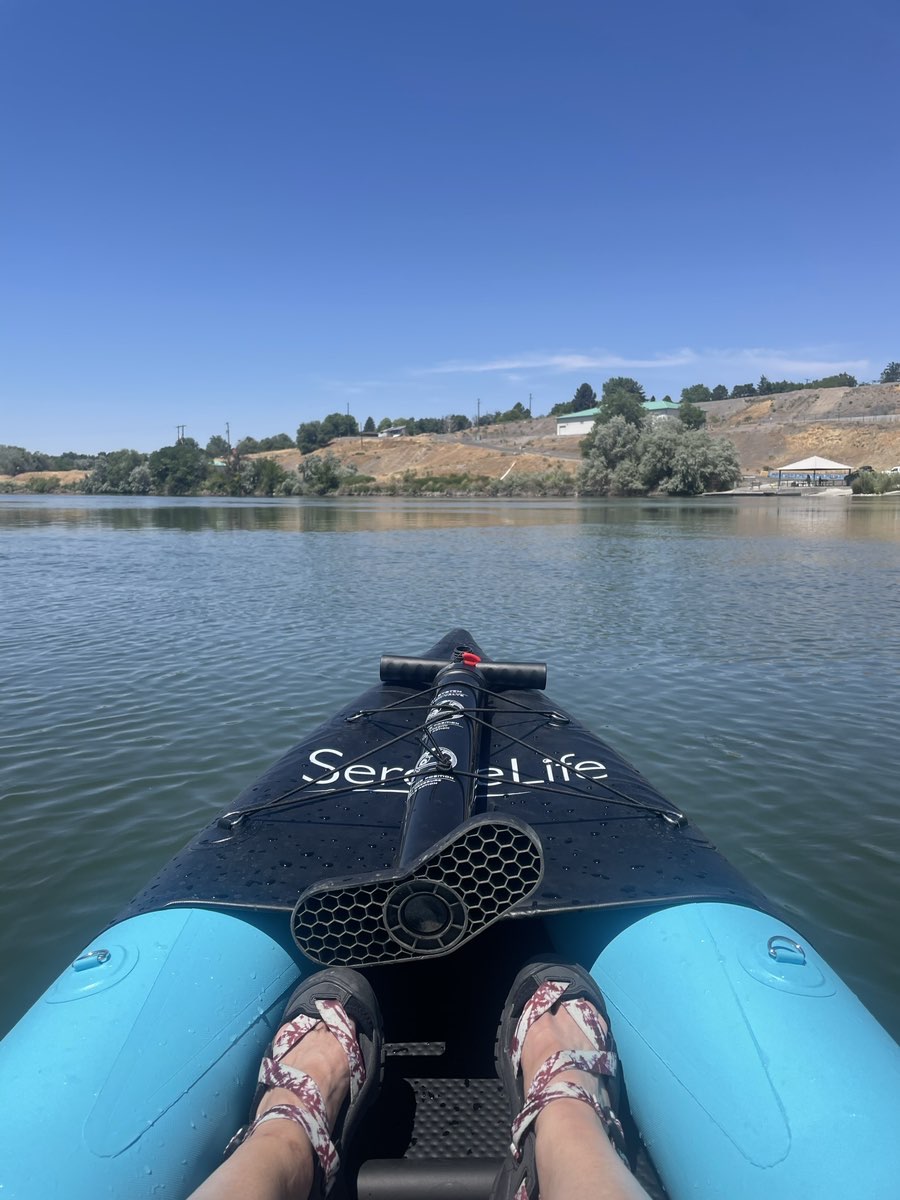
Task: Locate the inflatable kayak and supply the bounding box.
[1,629,898,1199]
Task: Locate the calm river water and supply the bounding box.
[1,494,898,1039]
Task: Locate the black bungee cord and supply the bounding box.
[217,682,684,828]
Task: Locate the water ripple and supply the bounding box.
[1,495,898,1038]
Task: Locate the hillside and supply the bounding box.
[700,383,900,472]
[4,384,900,492]
[294,386,900,481]
[252,431,581,483]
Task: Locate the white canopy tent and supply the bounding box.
[770,455,850,486]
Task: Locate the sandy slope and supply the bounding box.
[0,469,88,485]
[249,434,580,481]
[701,383,900,472]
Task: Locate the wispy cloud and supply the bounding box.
[418,346,868,379]
[421,349,697,375]
[315,376,395,395]
[702,348,869,376]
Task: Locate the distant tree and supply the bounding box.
[678,400,707,430]
[680,383,712,405]
[377,417,393,431]
[298,452,345,495]
[257,433,295,451]
[810,373,857,389]
[446,414,472,432]
[148,439,208,495]
[608,460,646,496]
[731,383,757,399]
[573,382,597,411]
[660,395,673,405]
[550,382,597,417]
[710,385,729,403]
[475,404,530,427]
[240,456,288,496]
[596,377,646,427]
[636,422,682,491]
[663,431,741,495]
[0,445,45,475]
[363,416,376,433]
[603,377,646,401]
[758,375,805,395]
[496,401,532,424]
[50,450,95,470]
[297,413,358,452]
[578,415,643,494]
[127,464,152,494]
[235,436,260,455]
[880,362,900,383]
[579,418,740,497]
[580,414,642,467]
[81,449,147,494]
[320,412,359,440]
[206,434,230,456]
[296,421,325,454]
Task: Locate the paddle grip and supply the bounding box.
[380,655,546,690]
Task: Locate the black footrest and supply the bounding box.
[356,1158,502,1200]
[292,815,543,967]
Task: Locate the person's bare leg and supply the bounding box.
[188,1022,351,1200]
[521,1005,650,1200]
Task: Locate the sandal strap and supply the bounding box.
[271,998,366,1102]
[510,981,614,1075]
[249,1095,338,1186]
[230,997,366,1189]
[510,1049,623,1156]
[510,980,567,1073]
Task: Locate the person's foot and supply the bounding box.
[494,964,633,1200]
[251,1017,352,1148]
[519,998,611,1130]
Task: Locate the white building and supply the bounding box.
[556,399,680,436]
[556,408,601,436]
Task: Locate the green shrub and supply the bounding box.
[27,475,61,493]
[851,471,899,495]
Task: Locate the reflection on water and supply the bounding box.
[0,495,588,533]
[1,492,898,539]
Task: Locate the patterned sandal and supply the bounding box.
[493,960,629,1200]
[225,966,383,1197]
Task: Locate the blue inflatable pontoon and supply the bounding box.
[1,630,898,1198]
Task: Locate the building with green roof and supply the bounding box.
[555,398,680,436]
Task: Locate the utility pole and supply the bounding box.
[176,425,185,444]
[528,392,532,417]
[225,421,231,449]
[476,398,480,439]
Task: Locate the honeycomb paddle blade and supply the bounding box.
[291,815,543,967]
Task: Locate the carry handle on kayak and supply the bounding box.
[380,654,547,690]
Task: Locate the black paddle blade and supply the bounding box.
[291,815,544,967]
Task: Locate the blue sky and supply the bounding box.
[1,0,897,454]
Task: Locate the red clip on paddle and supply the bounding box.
[461,652,482,667]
